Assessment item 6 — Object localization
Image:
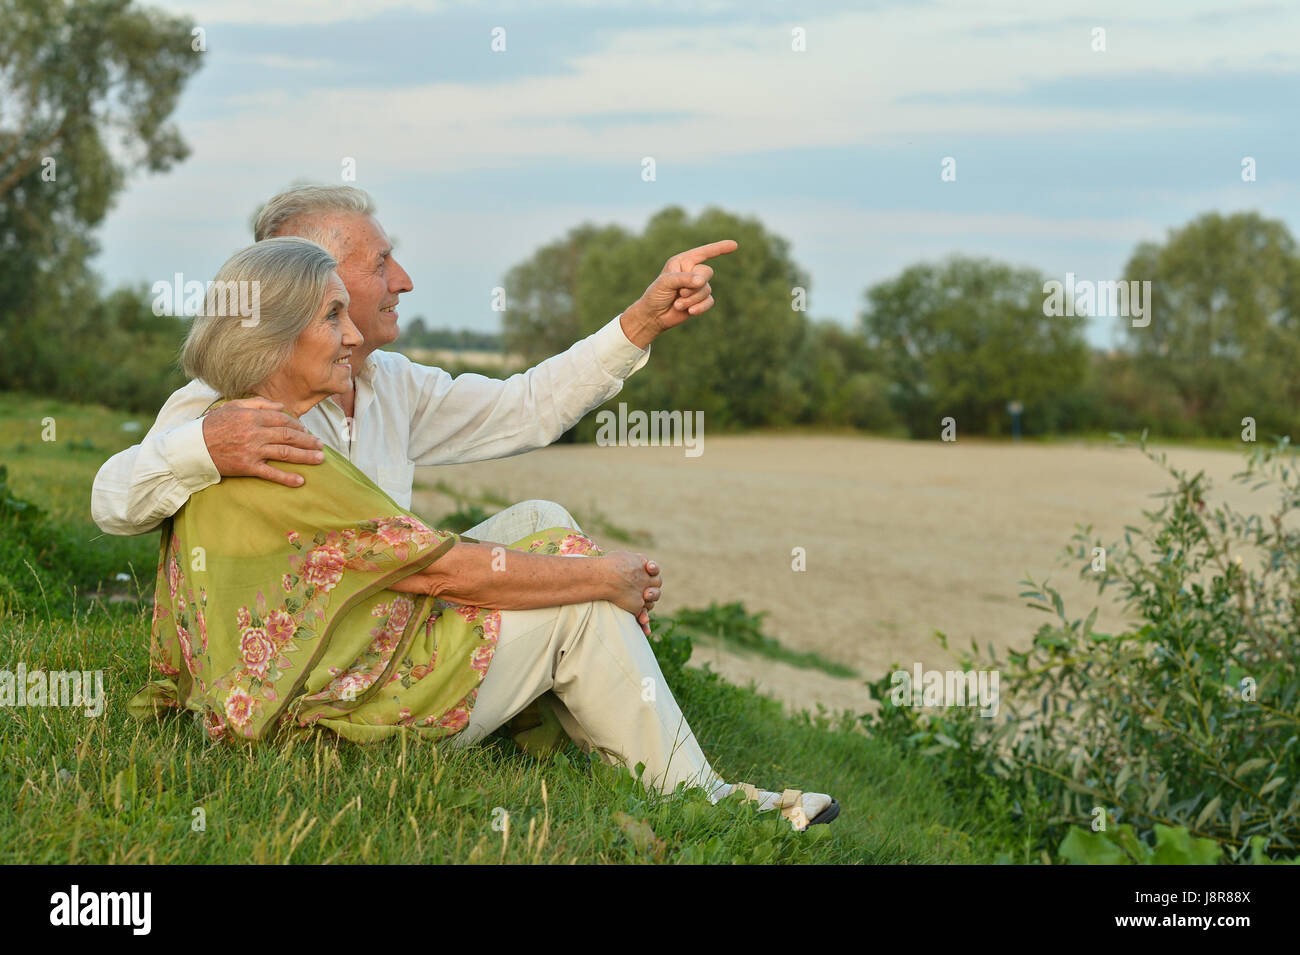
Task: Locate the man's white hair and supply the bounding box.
[252,184,376,260]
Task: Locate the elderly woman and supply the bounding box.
[126,237,839,831]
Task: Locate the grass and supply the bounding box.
[672,601,857,679]
[0,607,1006,863]
[0,390,1016,864]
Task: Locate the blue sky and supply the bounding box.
[93,0,1300,350]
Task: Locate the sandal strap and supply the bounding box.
[732,782,761,803]
[731,784,806,811]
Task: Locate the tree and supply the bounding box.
[861,256,1090,437]
[1120,211,1300,437]
[0,0,201,396]
[502,222,631,367]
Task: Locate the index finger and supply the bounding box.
[673,239,738,270]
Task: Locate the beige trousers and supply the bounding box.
[446,500,728,800]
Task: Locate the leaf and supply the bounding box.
[1146,777,1168,814]
[1258,776,1286,797]
[1114,764,1132,795]
[1152,825,1222,865]
[613,812,665,859]
[1081,607,1098,637]
[1194,795,1222,831]
[1059,826,1128,865]
[1233,757,1270,778]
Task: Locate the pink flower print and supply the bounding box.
[167,554,182,601]
[282,573,295,593]
[470,644,494,674]
[264,609,296,648]
[368,624,399,655]
[375,518,410,547]
[224,687,255,729]
[558,533,595,555]
[437,706,470,732]
[287,530,300,547]
[453,604,479,622]
[239,627,275,680]
[388,595,413,631]
[176,624,194,666]
[333,671,372,701]
[302,545,346,593]
[203,708,227,741]
[481,611,501,644]
[236,606,252,629]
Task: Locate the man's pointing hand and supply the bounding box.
[620,239,739,349]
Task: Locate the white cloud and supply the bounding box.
[174,1,1295,174]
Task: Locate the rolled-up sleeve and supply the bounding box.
[91,382,222,536]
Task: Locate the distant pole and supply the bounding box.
[1007,401,1023,442]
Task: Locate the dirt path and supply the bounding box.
[414,434,1272,719]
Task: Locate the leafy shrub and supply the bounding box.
[864,434,1300,863]
[0,463,154,614]
[1057,823,1297,865]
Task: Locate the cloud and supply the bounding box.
[167,2,1298,176]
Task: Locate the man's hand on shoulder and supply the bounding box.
[202,398,325,488]
[620,239,739,349]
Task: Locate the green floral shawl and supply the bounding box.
[127,406,600,752]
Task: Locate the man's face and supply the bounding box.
[326,213,413,357]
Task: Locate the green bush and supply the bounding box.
[864,434,1300,863]
[0,463,154,614]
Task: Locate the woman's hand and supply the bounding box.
[603,551,662,635]
[386,543,664,636]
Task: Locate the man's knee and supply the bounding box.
[519,499,582,533]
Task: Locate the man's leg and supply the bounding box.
[459,498,592,751]
[461,499,584,545]
[446,599,729,800]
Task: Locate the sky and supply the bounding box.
[91,0,1300,350]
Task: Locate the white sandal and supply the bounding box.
[722,782,840,832]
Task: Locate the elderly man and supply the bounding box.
[93,182,737,757]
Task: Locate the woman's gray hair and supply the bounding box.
[181,237,339,398]
[252,184,376,257]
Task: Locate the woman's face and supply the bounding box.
[260,271,363,410]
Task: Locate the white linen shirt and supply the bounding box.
[91,314,649,536]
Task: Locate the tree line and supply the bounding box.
[501,206,1300,443]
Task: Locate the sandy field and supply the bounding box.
[413,434,1275,719]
